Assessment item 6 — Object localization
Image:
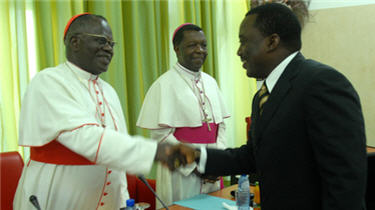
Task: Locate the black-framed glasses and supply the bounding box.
[80,33,116,47]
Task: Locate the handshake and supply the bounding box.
[154,143,200,171]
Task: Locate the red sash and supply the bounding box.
[30,140,94,165]
[174,123,218,144]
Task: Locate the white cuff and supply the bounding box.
[178,162,197,176]
[197,146,207,173]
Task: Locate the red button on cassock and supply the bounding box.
[104,192,108,196]
[107,182,111,185]
[101,202,104,206]
[108,170,112,174]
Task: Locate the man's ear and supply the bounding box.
[69,36,81,52]
[174,45,179,54]
[174,45,181,61]
[266,33,280,52]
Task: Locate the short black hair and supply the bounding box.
[64,14,107,45]
[172,24,203,47]
[246,3,302,51]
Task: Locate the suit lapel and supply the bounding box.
[255,53,305,140]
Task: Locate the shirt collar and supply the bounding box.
[263,51,298,93]
[66,61,99,81]
[176,62,201,81]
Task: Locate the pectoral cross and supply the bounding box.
[202,117,212,131]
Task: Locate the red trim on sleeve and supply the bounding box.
[28,123,101,165]
[30,140,94,165]
[94,129,105,163]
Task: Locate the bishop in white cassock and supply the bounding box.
[137,24,230,208]
[13,14,175,210]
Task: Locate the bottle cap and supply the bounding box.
[126,199,135,207]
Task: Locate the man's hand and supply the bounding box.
[177,143,199,164]
[154,143,180,171]
[155,143,198,171]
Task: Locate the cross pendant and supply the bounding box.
[202,118,212,131]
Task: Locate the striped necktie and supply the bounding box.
[258,83,269,115]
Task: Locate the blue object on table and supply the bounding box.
[173,194,236,210]
[125,199,135,210]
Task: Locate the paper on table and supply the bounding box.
[174,194,236,210]
[222,202,237,210]
[222,202,253,210]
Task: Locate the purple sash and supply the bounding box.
[174,123,218,144]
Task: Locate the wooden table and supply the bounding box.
[368,146,375,153]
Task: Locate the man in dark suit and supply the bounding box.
[178,3,367,210]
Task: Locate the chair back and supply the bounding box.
[0,151,24,210]
[366,152,375,210]
[136,177,156,210]
[126,174,137,200]
[126,174,156,210]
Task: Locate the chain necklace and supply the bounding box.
[174,65,213,131]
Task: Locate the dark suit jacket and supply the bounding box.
[205,53,367,210]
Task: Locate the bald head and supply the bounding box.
[64,14,107,46]
[64,14,114,75]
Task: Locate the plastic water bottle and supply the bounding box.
[125,199,135,210]
[236,174,250,210]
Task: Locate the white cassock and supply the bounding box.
[13,62,157,210]
[137,63,230,209]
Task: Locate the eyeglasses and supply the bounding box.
[80,33,116,47]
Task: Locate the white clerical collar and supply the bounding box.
[176,62,201,81]
[66,61,99,81]
[263,51,298,93]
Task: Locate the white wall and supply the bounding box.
[302,3,375,146]
[309,0,375,10]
